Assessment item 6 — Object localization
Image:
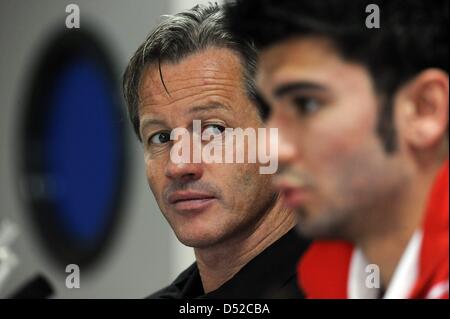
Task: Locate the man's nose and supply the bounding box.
[267,115,298,167]
[165,160,204,183]
[164,129,205,182]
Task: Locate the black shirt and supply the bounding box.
[147,228,310,299]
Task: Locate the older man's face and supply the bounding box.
[138,47,276,248]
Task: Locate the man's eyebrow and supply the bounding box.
[140,118,166,132]
[273,82,327,99]
[139,104,228,132]
[187,104,231,114]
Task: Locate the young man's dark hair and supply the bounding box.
[226,0,449,299]
[226,0,448,152]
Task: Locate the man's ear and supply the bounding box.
[395,68,449,150]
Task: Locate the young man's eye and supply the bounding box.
[292,96,321,115]
[255,93,271,122]
[149,132,171,145]
[202,124,225,136]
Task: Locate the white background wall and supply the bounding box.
[0,0,205,298]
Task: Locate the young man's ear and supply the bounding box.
[396,68,449,151]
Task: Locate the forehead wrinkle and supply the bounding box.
[138,47,250,125]
[140,73,239,101]
[139,78,240,112]
[188,103,232,115]
[157,83,238,104]
[139,86,236,118]
[139,50,243,99]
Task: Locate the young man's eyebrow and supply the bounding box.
[273,82,327,99]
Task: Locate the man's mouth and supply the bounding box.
[273,176,311,209]
[168,191,217,211]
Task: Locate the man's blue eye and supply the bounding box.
[293,97,321,115]
[203,124,225,136]
[149,132,170,144]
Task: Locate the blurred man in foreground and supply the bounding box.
[123,4,309,298]
[227,0,448,298]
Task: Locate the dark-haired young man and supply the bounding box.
[227,0,448,298]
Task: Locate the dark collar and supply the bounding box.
[148,227,310,299]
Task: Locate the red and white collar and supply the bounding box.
[347,230,422,298]
[298,160,449,299]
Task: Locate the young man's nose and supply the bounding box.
[267,115,298,167]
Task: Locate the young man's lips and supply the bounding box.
[274,180,311,208]
[281,188,309,209]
